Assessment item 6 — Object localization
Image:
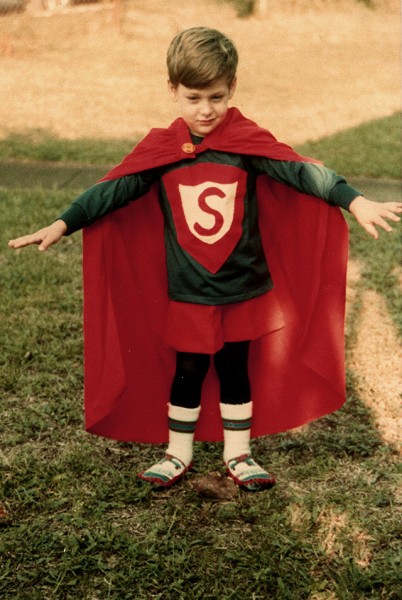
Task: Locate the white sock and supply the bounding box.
[220,401,252,464]
[166,403,201,466]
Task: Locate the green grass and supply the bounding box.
[297,113,401,180]
[0,129,135,166]
[0,117,401,598]
[0,112,400,178]
[345,211,402,337]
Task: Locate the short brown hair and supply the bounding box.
[167,27,238,88]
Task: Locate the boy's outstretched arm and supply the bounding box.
[348,196,402,239]
[8,220,68,252]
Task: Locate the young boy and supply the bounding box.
[9,27,401,491]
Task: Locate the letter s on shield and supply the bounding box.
[162,163,247,273]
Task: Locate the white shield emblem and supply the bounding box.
[179,181,238,244]
[162,163,247,273]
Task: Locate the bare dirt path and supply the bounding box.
[350,289,401,447]
[346,262,402,449]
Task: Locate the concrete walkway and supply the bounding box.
[0,160,400,201]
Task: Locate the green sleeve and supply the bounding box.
[58,170,156,234]
[249,157,361,210]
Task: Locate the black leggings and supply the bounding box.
[170,341,251,409]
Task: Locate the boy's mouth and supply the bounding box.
[198,119,215,126]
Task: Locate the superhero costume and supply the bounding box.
[65,108,356,443]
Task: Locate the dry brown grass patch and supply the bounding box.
[349,290,402,448]
[0,0,400,143]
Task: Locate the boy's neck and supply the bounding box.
[190,132,204,144]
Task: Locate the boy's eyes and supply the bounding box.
[186,95,224,102]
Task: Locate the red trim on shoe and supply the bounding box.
[138,455,193,488]
[226,454,276,491]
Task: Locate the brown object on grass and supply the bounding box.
[191,471,238,500]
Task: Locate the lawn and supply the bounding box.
[0,115,401,599]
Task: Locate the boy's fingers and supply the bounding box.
[38,238,53,252]
[8,227,58,249]
[8,235,40,248]
[36,233,54,251]
[388,202,402,211]
[39,230,65,251]
[383,211,400,222]
[364,224,379,239]
[363,215,395,238]
[376,216,393,232]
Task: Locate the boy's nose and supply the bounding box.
[199,101,213,116]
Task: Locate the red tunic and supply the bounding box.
[82,108,349,443]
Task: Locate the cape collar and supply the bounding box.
[102,107,310,182]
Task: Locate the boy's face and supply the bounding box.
[168,77,236,137]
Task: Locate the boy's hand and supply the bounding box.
[348,196,402,239]
[8,220,68,252]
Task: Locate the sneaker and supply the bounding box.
[226,454,275,491]
[138,454,192,488]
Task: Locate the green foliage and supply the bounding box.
[216,0,378,16]
[230,0,256,17]
[216,0,256,17]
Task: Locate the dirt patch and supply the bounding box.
[316,508,374,568]
[346,261,401,449]
[0,0,400,143]
[349,289,402,448]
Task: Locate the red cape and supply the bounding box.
[83,108,348,443]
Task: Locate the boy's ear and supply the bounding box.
[229,77,237,99]
[168,80,178,102]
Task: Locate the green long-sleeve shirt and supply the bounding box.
[58,151,361,304]
[59,157,359,234]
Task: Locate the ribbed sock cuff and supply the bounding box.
[220,402,252,463]
[220,401,252,431]
[167,403,201,466]
[168,403,201,433]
